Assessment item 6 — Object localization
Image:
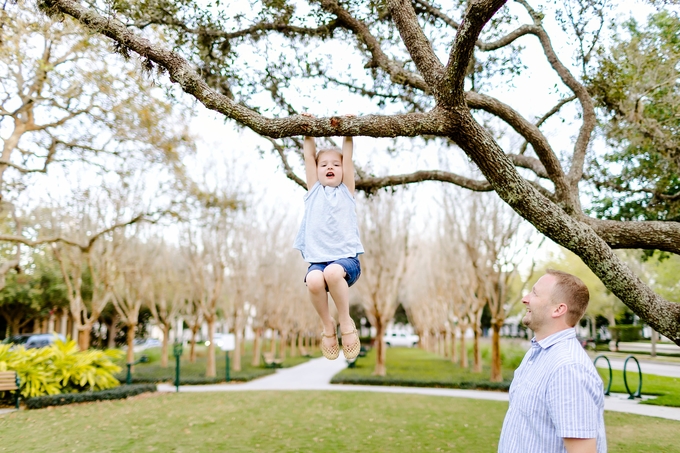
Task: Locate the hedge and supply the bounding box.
[330,376,511,392]
[610,325,643,342]
[24,384,157,410]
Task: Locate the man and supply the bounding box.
[498,269,607,453]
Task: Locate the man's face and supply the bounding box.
[317,151,343,187]
[522,274,557,333]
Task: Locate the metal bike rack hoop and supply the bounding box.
[593,354,612,396]
[623,355,643,399]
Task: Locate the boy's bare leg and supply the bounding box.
[324,265,358,350]
[306,270,337,350]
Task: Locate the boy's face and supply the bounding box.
[317,151,343,187]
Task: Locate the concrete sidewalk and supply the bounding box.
[157,355,680,422]
[598,357,680,378]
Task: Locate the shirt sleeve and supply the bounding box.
[547,363,600,439]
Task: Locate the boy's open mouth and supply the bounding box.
[326,171,335,177]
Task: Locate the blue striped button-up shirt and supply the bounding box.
[498,328,607,453]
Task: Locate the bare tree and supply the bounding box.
[146,243,187,367]
[110,231,155,365]
[356,193,411,376]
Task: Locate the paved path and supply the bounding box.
[597,357,680,379]
[157,355,680,422]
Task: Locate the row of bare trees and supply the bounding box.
[404,188,538,382]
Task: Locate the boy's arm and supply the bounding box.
[303,136,318,191]
[342,136,355,195]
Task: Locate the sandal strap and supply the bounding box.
[341,328,357,337]
[322,331,337,338]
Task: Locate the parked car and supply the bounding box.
[383,332,419,347]
[2,333,66,349]
[131,338,162,352]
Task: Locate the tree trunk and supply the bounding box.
[233,327,242,372]
[206,317,216,377]
[78,323,91,350]
[189,325,199,363]
[251,328,262,366]
[107,314,118,349]
[270,330,277,355]
[161,323,170,368]
[450,328,458,364]
[126,323,136,365]
[651,329,659,357]
[490,322,503,383]
[280,330,287,360]
[473,324,482,373]
[373,319,387,376]
[460,325,468,369]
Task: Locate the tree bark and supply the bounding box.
[473,323,482,373]
[189,324,199,363]
[490,322,503,382]
[206,317,216,377]
[233,327,242,372]
[459,325,468,369]
[161,323,170,368]
[251,328,262,366]
[126,323,136,365]
[373,319,387,376]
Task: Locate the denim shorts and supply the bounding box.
[304,256,361,288]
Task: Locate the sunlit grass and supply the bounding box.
[1,391,678,452]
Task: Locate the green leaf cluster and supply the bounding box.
[588,11,680,221]
[0,339,123,398]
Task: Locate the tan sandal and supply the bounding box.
[341,319,361,360]
[320,328,340,360]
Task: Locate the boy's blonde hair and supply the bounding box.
[316,148,343,163]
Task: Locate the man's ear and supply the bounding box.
[551,303,568,319]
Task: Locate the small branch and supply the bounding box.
[519,95,577,155]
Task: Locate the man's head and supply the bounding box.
[316,149,343,187]
[522,269,589,339]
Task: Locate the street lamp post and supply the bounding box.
[173,341,183,392]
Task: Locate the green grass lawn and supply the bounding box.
[332,345,524,390]
[1,391,678,452]
[115,343,318,384]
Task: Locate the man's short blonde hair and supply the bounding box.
[546,269,590,326]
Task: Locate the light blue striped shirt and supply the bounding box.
[293,182,364,263]
[498,328,607,453]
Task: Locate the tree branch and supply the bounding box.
[442,0,507,103]
[386,0,444,88]
[516,0,596,190]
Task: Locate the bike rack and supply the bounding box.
[623,355,643,399]
[593,354,612,396]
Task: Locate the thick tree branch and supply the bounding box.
[387,0,444,87]
[465,91,569,199]
[442,0,507,103]
[45,0,450,138]
[451,108,680,344]
[585,217,680,255]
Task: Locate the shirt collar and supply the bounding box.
[532,328,576,349]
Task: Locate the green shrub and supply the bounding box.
[0,338,123,398]
[25,384,156,410]
[610,325,642,342]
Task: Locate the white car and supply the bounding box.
[383,332,419,347]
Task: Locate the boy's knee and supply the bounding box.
[323,264,346,283]
[306,270,326,292]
